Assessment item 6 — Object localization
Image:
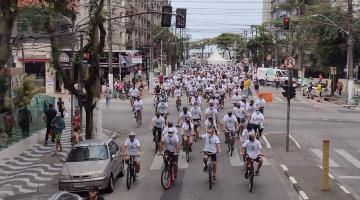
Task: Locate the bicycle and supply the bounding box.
[159,153,177,190]
[203,152,216,190]
[244,154,263,192]
[183,136,191,162]
[193,119,201,143]
[125,155,137,190]
[135,110,141,128]
[153,129,161,154]
[227,130,235,156]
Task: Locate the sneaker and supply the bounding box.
[203,165,207,172]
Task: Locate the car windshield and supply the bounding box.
[66,145,108,162]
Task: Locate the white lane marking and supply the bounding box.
[229,148,243,167]
[0,190,14,196]
[299,191,309,200]
[30,148,53,154]
[0,178,45,187]
[178,151,188,169]
[289,134,302,148]
[10,184,37,193]
[296,97,308,103]
[338,176,360,180]
[311,149,340,168]
[280,164,288,172]
[0,172,52,181]
[262,135,271,149]
[335,149,360,168]
[36,145,53,150]
[289,176,298,185]
[150,154,164,170]
[275,97,284,102]
[339,185,351,194]
[318,165,335,179]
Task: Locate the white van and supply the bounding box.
[256,68,288,84]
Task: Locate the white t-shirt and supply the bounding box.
[152,116,165,128]
[233,107,245,119]
[179,112,192,123]
[242,140,262,159]
[191,96,202,105]
[133,101,143,111]
[204,119,217,130]
[201,134,220,153]
[129,88,139,97]
[181,122,194,136]
[174,89,182,97]
[223,114,237,131]
[251,112,264,125]
[190,106,201,119]
[205,107,218,116]
[242,129,250,143]
[247,104,256,116]
[232,95,241,104]
[124,138,140,156]
[157,102,168,114]
[255,98,266,108]
[162,133,180,152]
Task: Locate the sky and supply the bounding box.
[171,0,264,41]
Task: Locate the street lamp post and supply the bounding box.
[310,14,354,104]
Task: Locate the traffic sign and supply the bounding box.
[285,57,295,68]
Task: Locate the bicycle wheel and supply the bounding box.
[248,168,254,192]
[126,166,132,190]
[155,135,159,154]
[185,142,190,163]
[161,167,172,190]
[208,165,212,190]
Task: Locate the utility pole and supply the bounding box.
[160,39,163,74]
[107,0,114,91]
[79,34,84,132]
[347,0,354,104]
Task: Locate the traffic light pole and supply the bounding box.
[286,68,293,152]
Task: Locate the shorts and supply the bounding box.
[164,150,178,161]
[246,154,262,163]
[204,152,217,162]
[54,133,62,143]
[236,117,245,124]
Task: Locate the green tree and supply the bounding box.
[13,75,40,108]
[212,33,242,59]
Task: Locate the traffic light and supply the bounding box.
[282,84,296,99]
[161,6,172,27]
[283,17,290,31]
[176,8,187,28]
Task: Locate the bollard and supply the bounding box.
[322,140,330,191]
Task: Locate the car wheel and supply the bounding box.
[106,174,114,193]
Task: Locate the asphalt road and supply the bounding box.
[101,92,299,200]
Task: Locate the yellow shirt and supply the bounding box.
[244,79,251,89]
[316,84,322,93]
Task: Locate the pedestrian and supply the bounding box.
[57,97,65,118]
[104,84,112,109]
[87,186,105,200]
[254,78,260,94]
[44,103,57,145]
[71,127,82,145]
[51,112,65,152]
[3,110,14,138]
[72,107,81,130]
[17,106,32,138]
[117,80,123,98]
[139,79,144,97]
[337,81,343,96]
[158,73,164,86]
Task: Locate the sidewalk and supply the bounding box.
[265,132,356,200]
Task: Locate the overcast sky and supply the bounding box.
[171,0,264,41]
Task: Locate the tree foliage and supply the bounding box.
[13,75,40,108]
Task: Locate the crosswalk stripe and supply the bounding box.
[335,149,360,168]
[229,148,243,167]
[311,149,340,167]
[275,97,284,102]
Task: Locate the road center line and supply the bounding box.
[338,176,360,180]
[280,164,288,172]
[150,154,163,170]
[299,191,310,200]
[338,184,351,194]
[262,135,272,149]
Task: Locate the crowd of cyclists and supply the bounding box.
[122,63,266,185]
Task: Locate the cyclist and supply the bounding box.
[177,107,192,126]
[246,100,256,121]
[222,110,238,144]
[157,99,169,123]
[250,108,265,139]
[190,94,202,106]
[209,96,219,109]
[241,133,263,176]
[205,103,218,121]
[129,84,139,107]
[201,128,221,180]
[241,124,253,144]
[133,97,143,124]
[149,112,166,142]
[204,114,219,135]
[231,91,242,105]
[190,102,202,139]
[160,127,181,179]
[174,86,182,100]
[181,117,195,152]
[255,95,266,115]
[233,103,246,138]
[123,132,142,174]
[162,122,178,135]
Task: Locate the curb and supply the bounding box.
[279,164,309,200]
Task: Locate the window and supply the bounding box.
[67,145,109,162]
[110,140,120,153]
